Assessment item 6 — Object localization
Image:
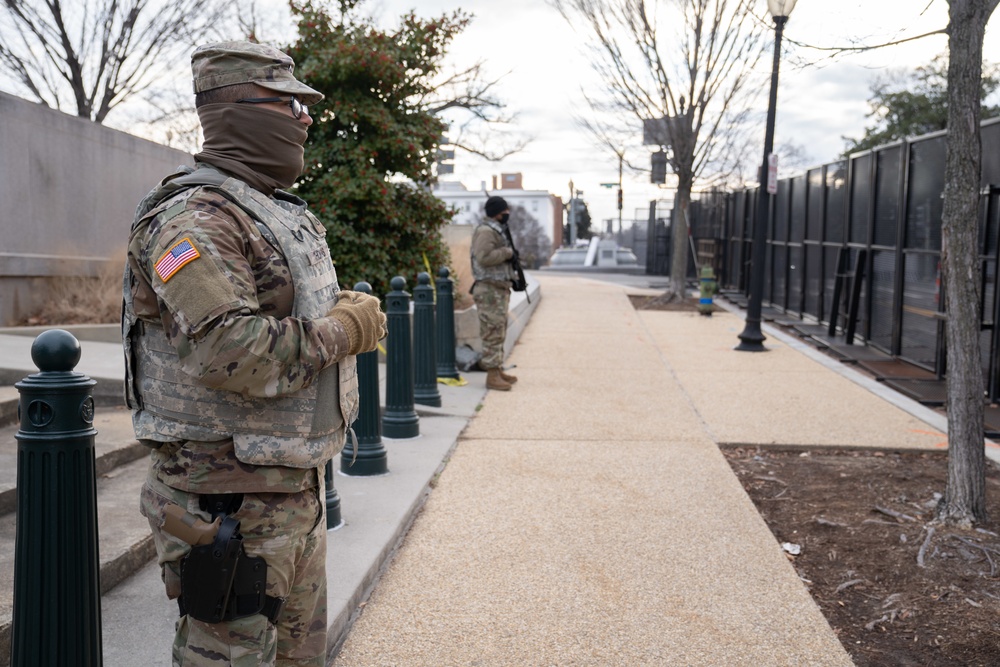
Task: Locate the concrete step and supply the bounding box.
[0,387,17,429]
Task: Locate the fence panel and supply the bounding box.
[906,137,946,252]
[874,147,903,247]
[850,154,873,246]
[825,162,848,244]
[870,249,897,352]
[899,253,941,370]
[786,175,807,315]
[804,245,823,318]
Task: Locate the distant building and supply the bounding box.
[432,173,564,249]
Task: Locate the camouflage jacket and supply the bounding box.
[471,218,515,286]
[123,163,357,493]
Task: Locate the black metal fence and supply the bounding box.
[694,117,1000,398]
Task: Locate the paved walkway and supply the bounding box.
[331,273,952,667]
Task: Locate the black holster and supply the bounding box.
[178,495,284,624]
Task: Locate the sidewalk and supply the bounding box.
[329,273,951,666]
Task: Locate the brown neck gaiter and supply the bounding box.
[195,103,307,196]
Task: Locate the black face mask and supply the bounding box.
[499,213,510,224]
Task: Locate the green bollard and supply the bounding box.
[324,460,343,530]
[435,267,460,380]
[413,272,442,407]
[341,281,389,476]
[12,329,102,666]
[382,276,419,439]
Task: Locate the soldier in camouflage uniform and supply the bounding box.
[122,42,386,666]
[471,196,519,391]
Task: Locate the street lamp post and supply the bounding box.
[568,180,577,246]
[617,151,624,236]
[736,0,797,352]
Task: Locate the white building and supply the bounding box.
[432,173,564,249]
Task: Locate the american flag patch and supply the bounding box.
[154,238,200,282]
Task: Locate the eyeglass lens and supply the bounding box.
[290,98,308,119]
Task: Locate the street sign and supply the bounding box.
[600,183,617,188]
[643,116,683,146]
[766,153,778,195]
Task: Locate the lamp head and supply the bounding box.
[767,0,797,18]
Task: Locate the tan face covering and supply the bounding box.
[194,103,308,195]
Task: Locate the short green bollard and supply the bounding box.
[12,329,102,666]
[435,267,460,380]
[341,281,389,476]
[382,276,419,438]
[413,272,442,407]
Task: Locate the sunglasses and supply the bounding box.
[236,95,308,120]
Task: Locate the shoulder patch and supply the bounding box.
[154,238,201,283]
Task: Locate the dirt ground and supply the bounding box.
[628,293,716,312]
[723,447,1000,667]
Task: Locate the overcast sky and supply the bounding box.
[247,1,1000,228]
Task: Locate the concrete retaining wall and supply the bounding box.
[0,91,192,325]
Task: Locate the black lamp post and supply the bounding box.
[736,0,797,352]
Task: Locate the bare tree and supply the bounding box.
[507,204,553,269]
[0,0,231,123]
[551,0,767,299]
[424,60,530,162]
[937,0,1000,527]
[355,1,529,163]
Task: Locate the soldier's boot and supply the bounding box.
[499,368,518,384]
[486,368,512,391]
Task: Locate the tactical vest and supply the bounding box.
[122,165,358,469]
[471,219,516,285]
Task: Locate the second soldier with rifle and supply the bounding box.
[470,195,528,391]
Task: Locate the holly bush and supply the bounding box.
[287,1,462,297]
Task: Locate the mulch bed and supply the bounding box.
[723,447,1000,667]
[628,294,718,312]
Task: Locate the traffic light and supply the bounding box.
[617,188,623,210]
[651,150,667,184]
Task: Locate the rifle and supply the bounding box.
[500,224,531,304]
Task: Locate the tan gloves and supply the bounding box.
[328,290,387,356]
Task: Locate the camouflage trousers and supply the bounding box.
[473,282,510,369]
[140,470,328,666]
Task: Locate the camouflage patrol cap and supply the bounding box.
[191,41,324,105]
